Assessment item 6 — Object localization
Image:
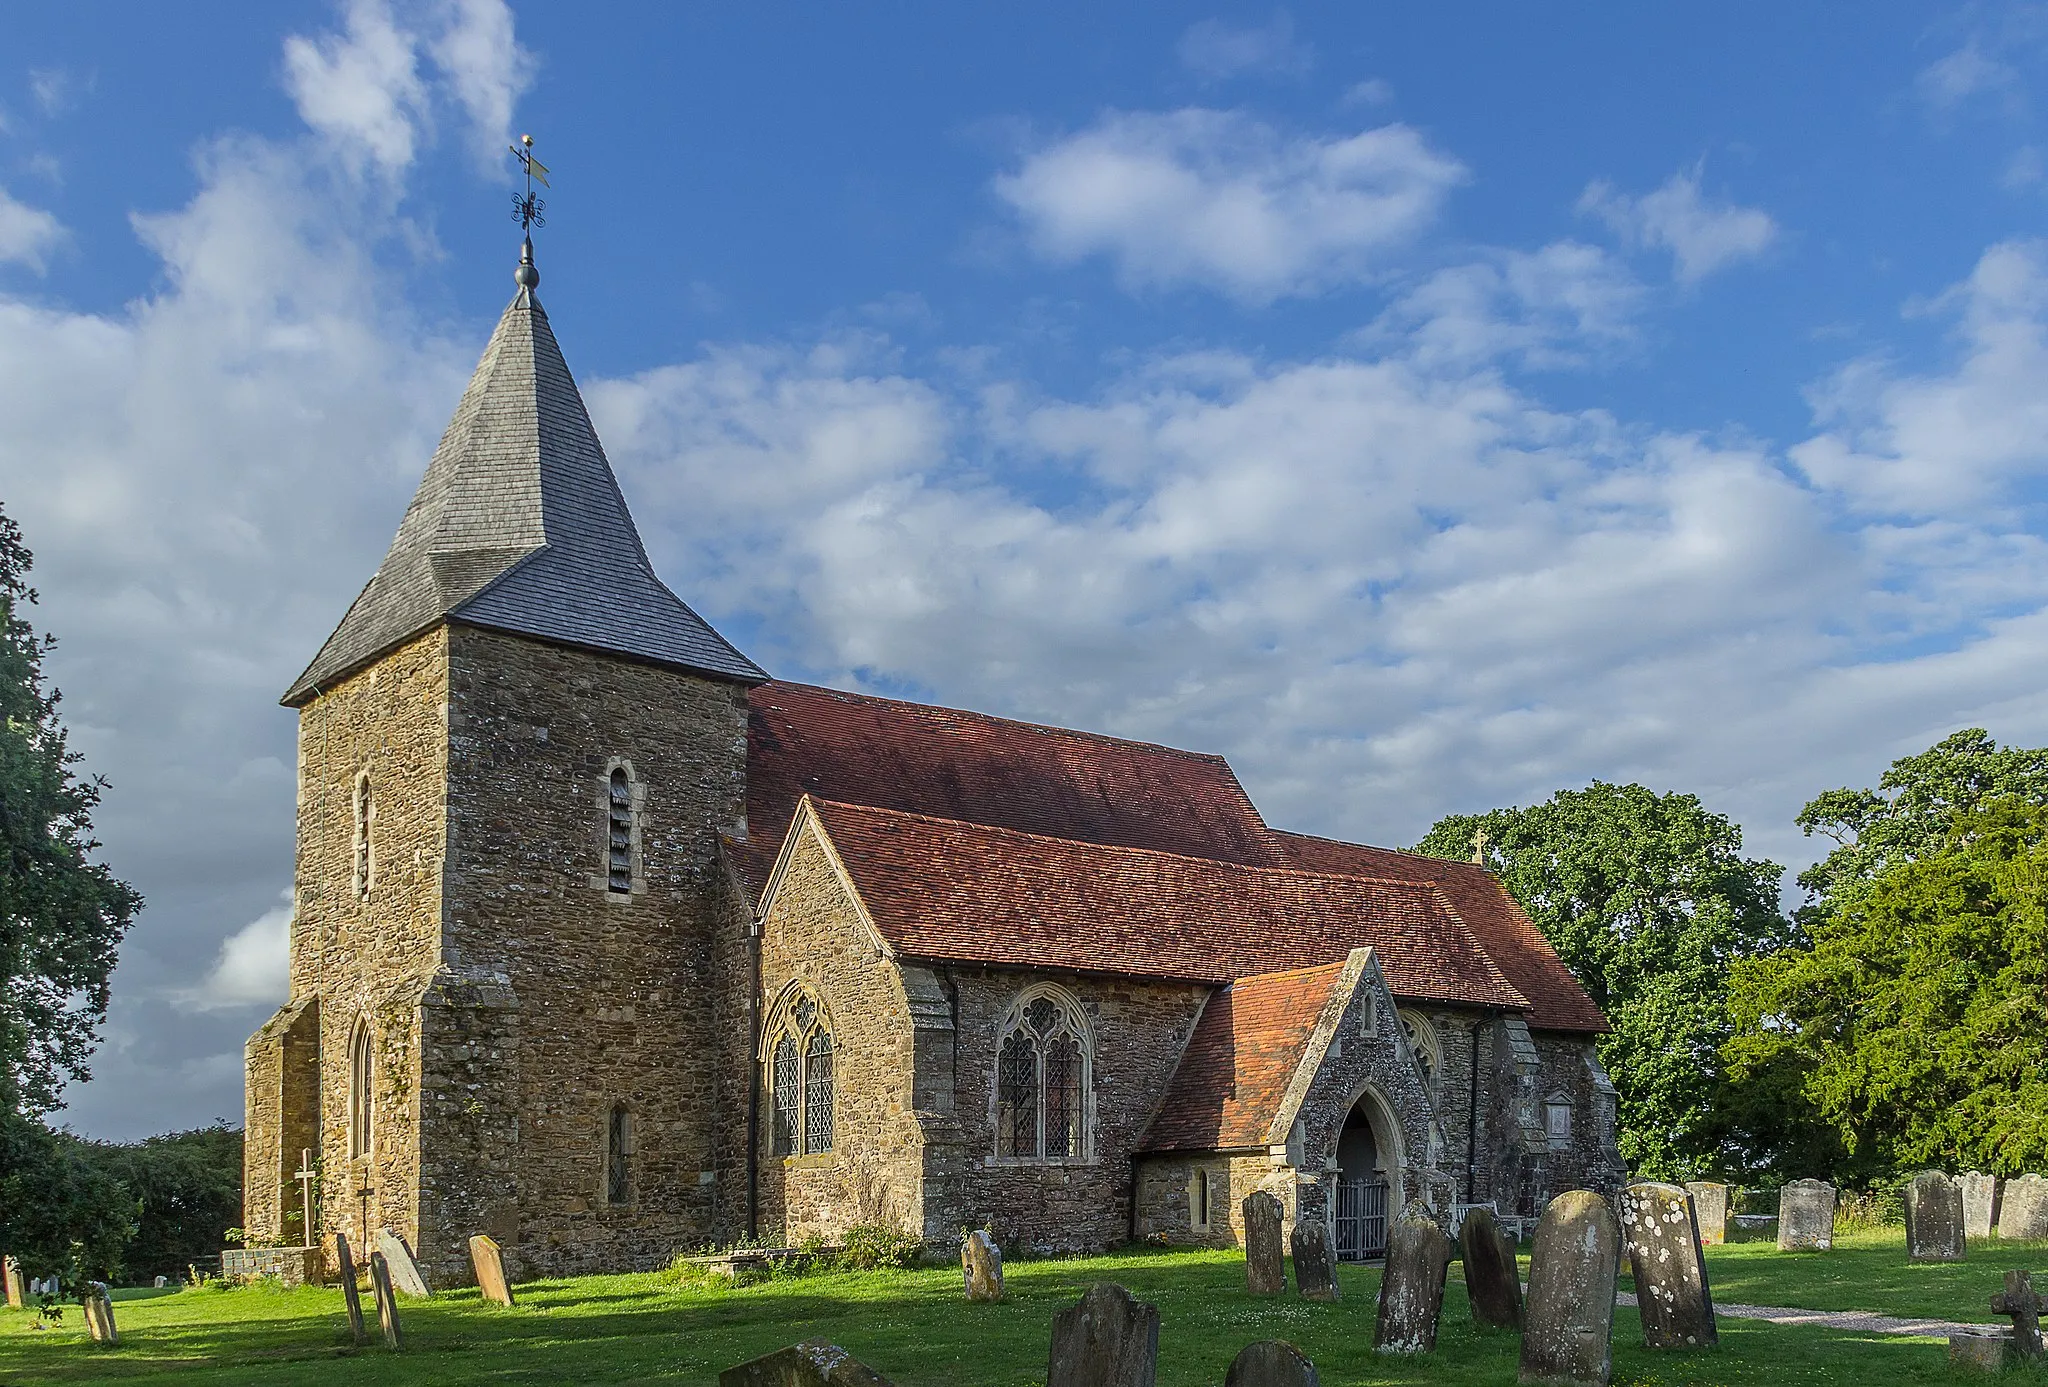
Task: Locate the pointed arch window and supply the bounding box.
[352,773,375,899]
[598,760,642,896]
[994,987,1094,1161]
[347,1018,374,1160]
[765,988,834,1157]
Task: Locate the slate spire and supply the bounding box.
[283,245,765,705]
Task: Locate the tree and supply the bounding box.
[1723,798,2048,1182]
[87,1124,244,1283]
[0,1115,135,1283]
[1415,783,1791,1180]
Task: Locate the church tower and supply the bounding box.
[243,238,766,1283]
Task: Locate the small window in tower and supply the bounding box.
[607,768,633,894]
[348,1018,374,1160]
[606,1104,633,1205]
[352,773,375,899]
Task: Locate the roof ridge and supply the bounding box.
[1273,827,1493,875]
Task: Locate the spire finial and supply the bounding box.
[509,133,549,291]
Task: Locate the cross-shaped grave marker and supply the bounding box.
[1991,1269,2045,1361]
[293,1149,317,1249]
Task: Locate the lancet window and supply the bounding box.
[352,773,375,899]
[601,761,641,896]
[994,986,1093,1161]
[347,1018,374,1160]
[766,988,834,1157]
[606,1104,633,1204]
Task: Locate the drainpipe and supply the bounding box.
[1465,1016,1484,1205]
[745,910,763,1240]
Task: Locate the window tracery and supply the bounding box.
[994,986,1093,1161]
[1398,1008,1442,1092]
[765,987,834,1157]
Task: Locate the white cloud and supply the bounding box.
[1177,15,1313,81]
[1918,38,2018,111]
[1341,79,1395,108]
[427,0,537,170]
[1365,240,1643,370]
[994,109,1466,303]
[1580,166,1777,284]
[178,891,292,1011]
[0,185,63,270]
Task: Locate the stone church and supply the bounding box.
[243,240,1621,1286]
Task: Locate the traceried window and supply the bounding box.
[352,773,375,899]
[347,1018,374,1160]
[606,1104,633,1204]
[994,987,1093,1161]
[1398,1008,1442,1093]
[601,761,641,896]
[766,988,834,1157]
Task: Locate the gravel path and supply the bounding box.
[1616,1290,2000,1339]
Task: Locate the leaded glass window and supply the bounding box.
[993,987,1093,1161]
[996,1032,1037,1157]
[804,1030,834,1155]
[765,986,834,1157]
[606,1104,632,1204]
[771,1033,801,1156]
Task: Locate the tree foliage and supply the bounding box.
[1415,782,1790,1180]
[0,1114,136,1283]
[87,1124,245,1283]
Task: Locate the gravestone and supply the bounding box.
[1961,1173,2001,1242]
[1225,1340,1319,1387]
[1290,1220,1338,1303]
[1998,1174,2048,1240]
[470,1233,515,1306]
[1243,1191,1286,1296]
[1991,1269,2045,1362]
[1776,1180,1835,1251]
[961,1229,1004,1302]
[1460,1206,1524,1330]
[1373,1209,1454,1353]
[334,1232,368,1346]
[1047,1282,1159,1387]
[152,1276,168,1289]
[720,1339,898,1386]
[1905,1171,1965,1262]
[1682,1182,1729,1247]
[1949,1330,2018,1373]
[3,1255,21,1308]
[82,1282,117,1345]
[369,1251,403,1349]
[1519,1190,1620,1387]
[1619,1182,1717,1349]
[377,1229,431,1297]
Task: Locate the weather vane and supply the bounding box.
[510,133,549,231]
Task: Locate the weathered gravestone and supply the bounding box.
[377,1229,431,1297]
[470,1233,515,1306]
[1776,1180,1835,1252]
[720,1339,898,1387]
[2,1255,22,1308]
[82,1282,117,1345]
[1290,1220,1338,1303]
[152,1276,168,1289]
[1905,1171,1965,1262]
[1997,1174,2048,1240]
[1519,1191,1621,1387]
[1620,1182,1717,1349]
[369,1252,403,1349]
[1225,1340,1320,1387]
[1243,1191,1286,1296]
[1991,1269,2045,1362]
[1962,1173,2002,1242]
[1949,1330,2018,1373]
[1374,1209,1454,1353]
[961,1229,1004,1302]
[1682,1182,1729,1247]
[1047,1282,1159,1387]
[1460,1206,1524,1330]
[334,1232,368,1346]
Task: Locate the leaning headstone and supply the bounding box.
[369,1251,403,1349]
[1683,1182,1729,1247]
[1998,1174,2048,1240]
[1374,1209,1453,1353]
[377,1229,432,1297]
[1290,1220,1338,1303]
[334,1232,368,1346]
[1991,1269,2045,1362]
[1519,1190,1621,1387]
[1460,1206,1524,1330]
[1776,1179,1835,1251]
[2,1255,22,1308]
[1047,1282,1159,1387]
[1225,1340,1319,1387]
[1949,1330,2018,1373]
[1620,1182,1717,1349]
[960,1229,1003,1302]
[1962,1173,2001,1242]
[469,1234,515,1307]
[1243,1191,1286,1296]
[720,1339,898,1386]
[82,1282,118,1344]
[1905,1171,1965,1262]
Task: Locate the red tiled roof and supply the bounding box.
[1270,832,1606,1034]
[1142,961,1348,1153]
[799,798,1527,1008]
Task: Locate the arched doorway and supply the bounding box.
[1333,1090,1400,1261]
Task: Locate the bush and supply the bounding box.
[838,1224,922,1271]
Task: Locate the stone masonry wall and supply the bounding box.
[1134,1152,1297,1248]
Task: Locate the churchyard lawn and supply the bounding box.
[0,1242,2038,1387]
[1667,1226,2048,1323]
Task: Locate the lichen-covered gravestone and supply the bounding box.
[1620,1182,1717,1350]
[720,1339,898,1386]
[1374,1209,1454,1353]
[1460,1205,1523,1330]
[1961,1173,2001,1242]
[1949,1330,2019,1373]
[961,1230,1004,1302]
[1243,1191,1286,1296]
[1519,1191,1621,1387]
[1682,1182,1729,1247]
[369,1252,404,1349]
[377,1229,432,1297]
[1905,1172,1965,1262]
[1997,1174,2048,1240]
[1290,1220,1338,1303]
[1047,1282,1159,1387]
[1224,1340,1320,1387]
[334,1232,368,1346]
[470,1233,515,1306]
[82,1282,117,1345]
[1776,1180,1836,1252]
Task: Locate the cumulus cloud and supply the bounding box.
[1364,240,1643,369]
[995,109,1466,302]
[1918,37,2019,112]
[0,185,63,270]
[179,891,292,1011]
[1177,14,1313,81]
[1580,166,1777,284]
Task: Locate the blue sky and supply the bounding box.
[5,2,2048,1138]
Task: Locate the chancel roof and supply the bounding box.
[283,267,763,705]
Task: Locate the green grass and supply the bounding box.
[1,1244,2042,1387]
[1690,1226,2048,1323]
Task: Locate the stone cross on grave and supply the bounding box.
[1992,1270,2046,1361]
[293,1149,317,1249]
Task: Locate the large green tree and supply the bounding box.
[1415,783,1791,1180]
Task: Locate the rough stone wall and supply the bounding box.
[1414,1006,1484,1204]
[1530,1031,1623,1196]
[1134,1152,1296,1248]
[708,857,762,1244]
